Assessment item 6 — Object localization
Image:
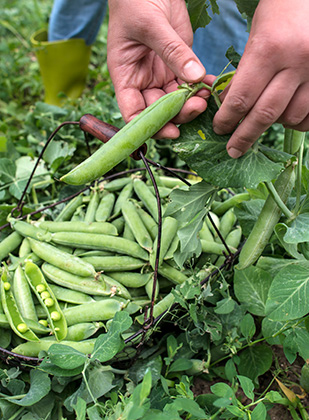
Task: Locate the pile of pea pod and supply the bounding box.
[0,174,242,358]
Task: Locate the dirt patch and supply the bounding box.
[192,346,309,419]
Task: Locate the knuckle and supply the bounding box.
[228,94,249,115]
[160,40,186,63]
[282,113,304,127]
[254,106,278,126]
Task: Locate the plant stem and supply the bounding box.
[293,136,305,215]
[265,181,293,219]
[283,128,294,154]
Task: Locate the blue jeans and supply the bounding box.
[48,0,248,75]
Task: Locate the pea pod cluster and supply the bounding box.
[0,174,242,357]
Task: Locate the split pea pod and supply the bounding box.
[238,164,295,270]
[61,86,192,185]
[24,261,67,341]
[28,238,96,277]
[1,268,39,342]
[36,221,118,236]
[51,232,149,260]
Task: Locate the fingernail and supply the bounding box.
[183,60,205,81]
[227,147,243,159]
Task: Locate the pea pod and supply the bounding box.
[149,217,178,269]
[49,284,95,304]
[106,271,153,288]
[84,188,100,223]
[63,299,123,326]
[28,238,96,277]
[37,221,118,236]
[95,192,115,222]
[51,232,149,260]
[0,231,23,262]
[12,338,96,357]
[122,200,153,252]
[61,86,192,185]
[81,255,145,271]
[238,164,295,269]
[55,194,84,221]
[133,178,160,222]
[24,261,67,341]
[1,268,39,342]
[13,265,38,322]
[10,219,52,242]
[41,263,111,296]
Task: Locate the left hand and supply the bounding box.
[213,0,309,158]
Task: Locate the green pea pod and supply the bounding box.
[145,276,159,301]
[136,292,175,324]
[122,200,153,252]
[215,208,237,242]
[106,271,153,288]
[112,182,133,218]
[55,194,84,221]
[135,204,158,240]
[12,338,96,357]
[41,263,111,296]
[13,265,38,322]
[81,255,145,271]
[24,261,67,341]
[95,192,115,222]
[10,219,52,242]
[37,221,118,236]
[84,188,100,223]
[238,164,295,270]
[0,231,23,263]
[63,299,123,326]
[1,268,39,342]
[61,86,192,185]
[19,238,32,258]
[28,238,96,277]
[157,263,188,285]
[49,284,95,304]
[150,217,178,269]
[51,232,149,260]
[211,193,250,216]
[133,178,160,222]
[100,177,132,192]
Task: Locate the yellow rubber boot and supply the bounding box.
[31,29,91,106]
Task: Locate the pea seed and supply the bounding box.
[44,298,55,307]
[36,284,46,293]
[51,311,61,321]
[3,282,11,291]
[17,323,28,333]
[39,319,48,327]
[41,291,50,300]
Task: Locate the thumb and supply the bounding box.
[146,21,206,83]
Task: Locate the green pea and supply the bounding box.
[50,311,61,321]
[3,282,11,291]
[17,323,28,333]
[41,291,50,300]
[36,284,46,293]
[44,298,54,307]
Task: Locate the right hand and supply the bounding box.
[107,0,214,139]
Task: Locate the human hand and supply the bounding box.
[107,0,213,139]
[213,0,309,158]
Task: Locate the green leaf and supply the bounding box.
[274,223,305,259]
[72,397,87,420]
[39,358,84,377]
[283,324,309,363]
[169,358,193,373]
[91,311,132,362]
[283,213,309,243]
[235,199,265,238]
[0,158,15,183]
[234,266,273,316]
[240,313,256,341]
[214,297,236,314]
[171,397,207,419]
[48,344,87,369]
[164,181,215,225]
[129,356,163,385]
[173,98,285,189]
[5,370,51,406]
[265,262,309,321]
[187,0,212,32]
[237,375,254,401]
[251,402,267,420]
[235,0,259,30]
[238,345,273,382]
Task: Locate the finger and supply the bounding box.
[213,43,281,135]
[278,82,309,127]
[226,69,298,158]
[144,19,206,83]
[115,86,147,123]
[284,113,309,132]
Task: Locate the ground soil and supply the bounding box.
[192,346,309,419]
